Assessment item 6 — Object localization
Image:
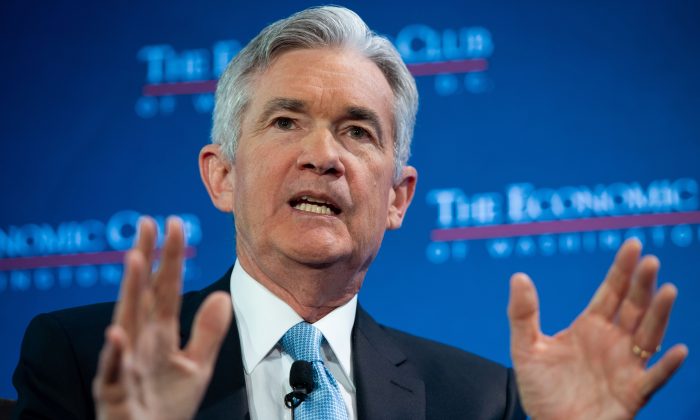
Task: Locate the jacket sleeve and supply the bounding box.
[12,313,95,420]
[503,368,527,420]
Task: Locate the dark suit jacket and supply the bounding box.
[12,268,525,419]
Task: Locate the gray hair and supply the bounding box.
[210,6,418,182]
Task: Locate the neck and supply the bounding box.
[236,245,365,323]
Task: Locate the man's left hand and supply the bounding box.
[508,239,688,420]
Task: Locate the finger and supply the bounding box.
[135,216,158,270]
[639,344,688,401]
[618,255,659,332]
[185,292,232,367]
[586,238,641,319]
[112,250,149,344]
[112,217,157,336]
[93,325,128,401]
[96,326,127,385]
[152,217,185,321]
[633,283,678,353]
[508,273,541,350]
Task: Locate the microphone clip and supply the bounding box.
[284,389,309,409]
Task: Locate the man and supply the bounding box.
[13,6,687,420]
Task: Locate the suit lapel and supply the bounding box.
[180,269,250,420]
[353,307,426,420]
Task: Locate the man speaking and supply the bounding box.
[12,6,687,419]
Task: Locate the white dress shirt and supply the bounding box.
[229,260,358,420]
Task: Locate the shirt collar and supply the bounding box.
[230,260,357,378]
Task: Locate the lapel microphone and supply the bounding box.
[284,360,315,412]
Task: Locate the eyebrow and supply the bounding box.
[257,97,307,125]
[345,106,384,144]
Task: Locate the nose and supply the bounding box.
[296,129,345,177]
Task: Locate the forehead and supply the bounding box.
[248,48,395,125]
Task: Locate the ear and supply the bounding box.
[386,165,417,230]
[199,144,236,213]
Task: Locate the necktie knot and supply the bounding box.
[281,321,323,362]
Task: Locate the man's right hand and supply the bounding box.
[92,217,232,420]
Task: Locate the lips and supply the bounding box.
[289,194,342,215]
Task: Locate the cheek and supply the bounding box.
[355,177,391,229]
[236,150,292,217]
[232,160,261,216]
[236,148,272,190]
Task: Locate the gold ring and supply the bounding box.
[632,344,661,359]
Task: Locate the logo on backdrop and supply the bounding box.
[0,211,202,293]
[425,178,700,263]
[135,24,494,118]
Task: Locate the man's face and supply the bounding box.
[229,47,415,277]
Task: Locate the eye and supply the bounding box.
[348,126,370,140]
[274,117,296,130]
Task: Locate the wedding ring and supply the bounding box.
[632,344,661,359]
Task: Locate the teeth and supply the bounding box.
[294,202,333,215]
[301,195,331,205]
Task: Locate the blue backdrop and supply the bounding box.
[1,1,698,418]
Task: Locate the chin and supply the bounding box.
[283,241,351,269]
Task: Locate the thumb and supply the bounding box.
[185,291,233,366]
[508,273,541,351]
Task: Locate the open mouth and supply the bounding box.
[289,195,341,216]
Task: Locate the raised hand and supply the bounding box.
[508,239,688,420]
[92,217,232,420]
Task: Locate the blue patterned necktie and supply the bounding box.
[281,322,350,420]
